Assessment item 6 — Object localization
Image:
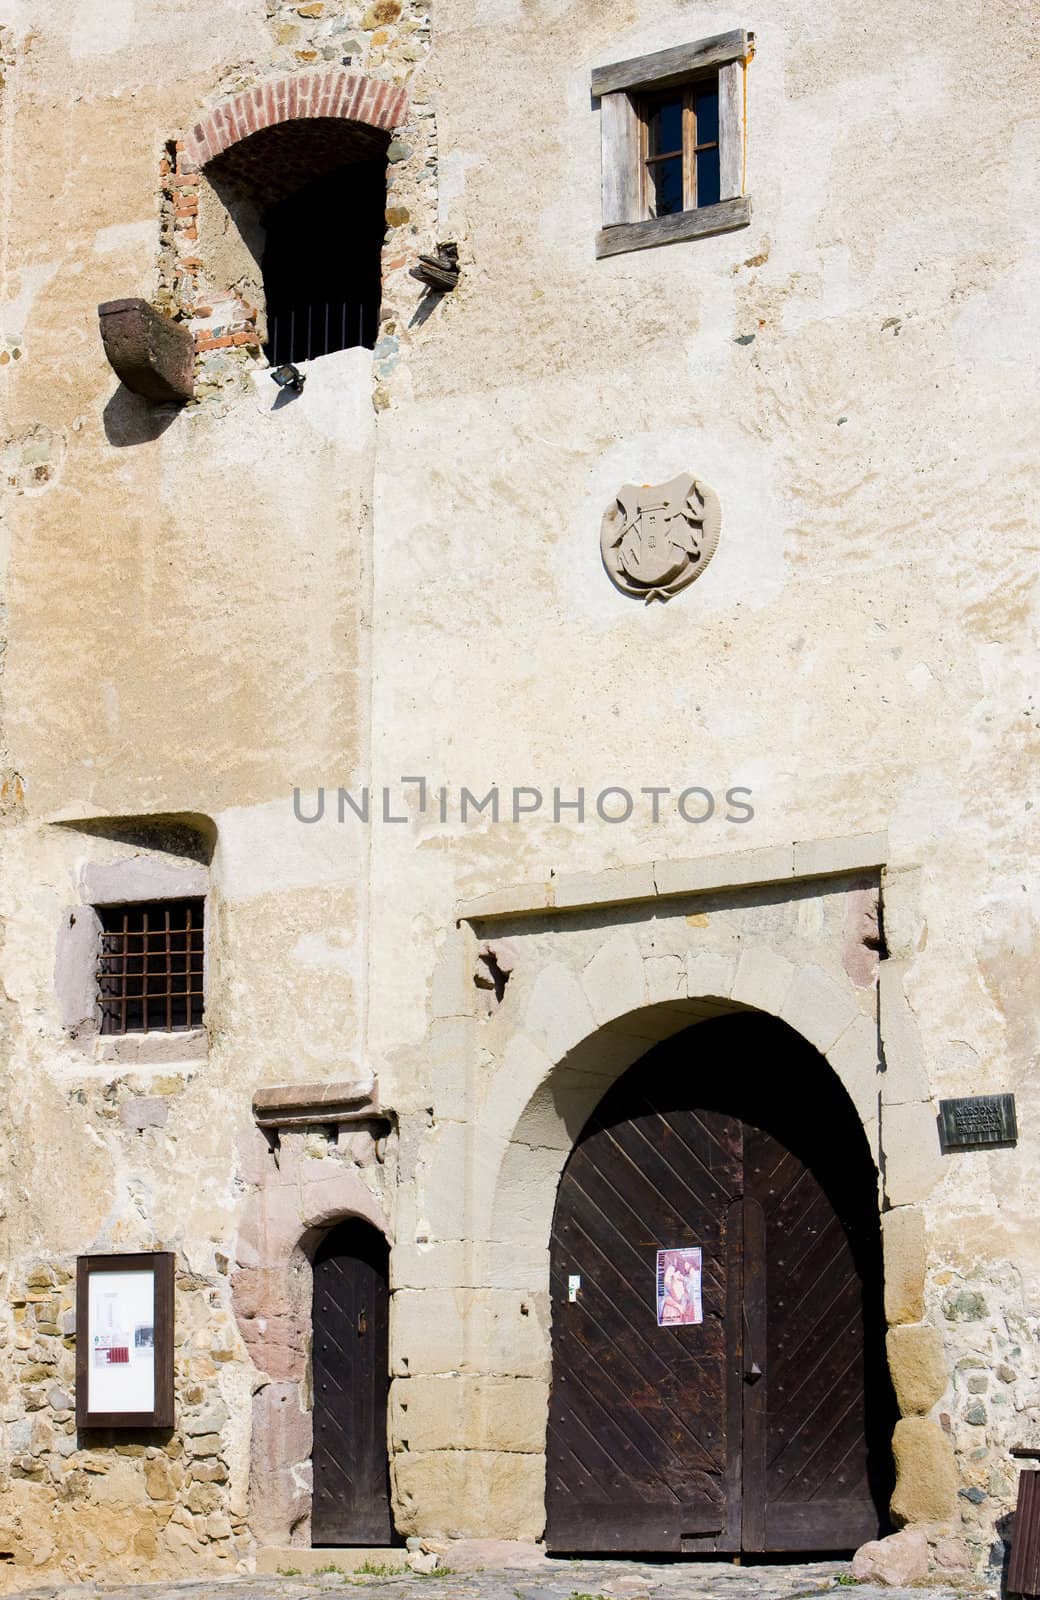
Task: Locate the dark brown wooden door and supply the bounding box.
[546,1013,894,1554]
[312,1220,393,1545]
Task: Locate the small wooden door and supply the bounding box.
[311,1220,393,1545]
[546,1013,894,1554]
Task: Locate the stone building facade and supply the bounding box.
[0,0,1036,1585]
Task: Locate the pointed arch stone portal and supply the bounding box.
[388,844,956,1551]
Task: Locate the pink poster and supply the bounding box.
[656,1247,703,1326]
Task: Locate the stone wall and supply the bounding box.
[0,1253,250,1575]
[0,0,1037,1584]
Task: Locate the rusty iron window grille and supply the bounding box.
[262,162,387,365]
[97,900,204,1036]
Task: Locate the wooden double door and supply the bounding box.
[311,1220,393,1546]
[546,1013,895,1554]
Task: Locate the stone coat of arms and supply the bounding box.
[601,472,722,603]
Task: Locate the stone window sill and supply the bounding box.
[596,195,752,260]
[93,1028,208,1066]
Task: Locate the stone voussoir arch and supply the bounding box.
[183,68,409,170]
[487,942,883,1252]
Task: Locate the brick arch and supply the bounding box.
[184,68,408,169]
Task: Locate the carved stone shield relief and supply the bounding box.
[601,472,722,603]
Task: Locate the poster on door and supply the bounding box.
[656,1247,703,1326]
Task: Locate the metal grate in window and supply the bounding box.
[97,900,205,1035]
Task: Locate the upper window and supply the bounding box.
[593,29,753,259]
[97,899,205,1036]
[262,161,387,365]
[641,83,720,216]
[201,116,391,370]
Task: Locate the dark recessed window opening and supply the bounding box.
[641,77,721,216]
[98,900,205,1035]
[263,162,387,365]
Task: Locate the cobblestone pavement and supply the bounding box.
[3,1558,982,1600]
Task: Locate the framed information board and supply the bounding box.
[76,1252,174,1428]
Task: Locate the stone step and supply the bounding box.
[255,1548,410,1577]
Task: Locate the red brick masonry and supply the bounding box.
[184,69,409,170]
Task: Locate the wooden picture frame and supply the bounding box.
[76,1252,174,1429]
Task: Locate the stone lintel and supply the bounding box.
[98,297,195,404]
[458,833,889,923]
[252,1078,384,1130]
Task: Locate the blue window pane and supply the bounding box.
[649,98,683,158]
[697,145,721,207]
[649,154,684,216]
[695,85,719,147]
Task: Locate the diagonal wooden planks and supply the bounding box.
[546,1012,894,1555]
[547,1067,741,1551]
[311,1220,392,1545]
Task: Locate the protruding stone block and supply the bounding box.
[878,960,930,1104]
[390,1375,547,1452]
[792,832,888,878]
[882,1207,927,1325]
[881,1101,943,1207]
[886,1323,948,1415]
[393,1449,544,1540]
[98,297,195,404]
[889,1416,958,1524]
[391,1288,549,1378]
[252,1077,380,1130]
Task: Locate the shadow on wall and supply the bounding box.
[103,385,180,448]
[53,812,217,864]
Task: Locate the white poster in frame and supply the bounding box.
[76,1252,174,1428]
[88,1269,156,1414]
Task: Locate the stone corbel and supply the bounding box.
[252,1078,388,1133]
[98,297,195,404]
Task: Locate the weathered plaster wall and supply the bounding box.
[0,0,1035,1585]
[364,0,1038,1572]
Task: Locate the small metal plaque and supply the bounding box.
[938,1094,1017,1151]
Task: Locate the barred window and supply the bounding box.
[97,900,205,1035]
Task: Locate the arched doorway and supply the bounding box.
[312,1219,393,1545]
[546,1012,895,1554]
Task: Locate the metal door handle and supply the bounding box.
[357,1310,367,1336]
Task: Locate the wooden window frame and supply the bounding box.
[76,1252,175,1429]
[593,28,753,260]
[638,81,720,218]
